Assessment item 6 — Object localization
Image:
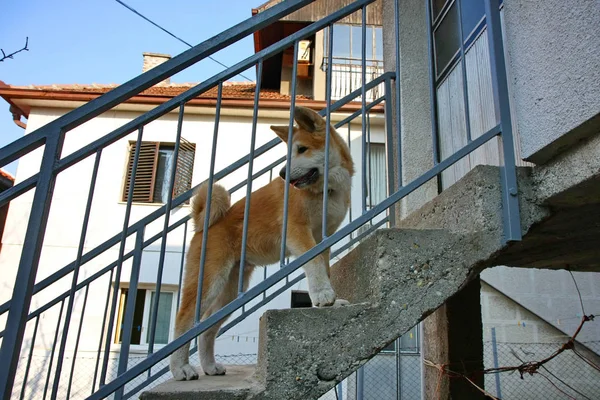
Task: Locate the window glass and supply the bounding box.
[460,0,485,40]
[399,326,419,352]
[147,292,174,345]
[374,28,383,61]
[434,1,460,75]
[116,289,146,345]
[367,143,387,207]
[153,146,175,203]
[331,25,351,58]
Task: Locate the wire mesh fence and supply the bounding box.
[320,326,422,400]
[483,335,600,399]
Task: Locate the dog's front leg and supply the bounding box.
[288,232,341,307]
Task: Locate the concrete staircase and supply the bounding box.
[142,133,600,400]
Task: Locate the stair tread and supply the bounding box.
[141,365,261,400]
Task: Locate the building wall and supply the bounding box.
[502,0,600,164]
[1,104,387,398]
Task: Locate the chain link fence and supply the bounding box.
[483,333,600,399]
[320,326,422,400]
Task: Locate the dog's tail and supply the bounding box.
[190,183,231,232]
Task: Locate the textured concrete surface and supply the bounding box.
[382,0,438,219]
[143,135,600,399]
[255,229,494,400]
[141,365,260,400]
[503,0,600,163]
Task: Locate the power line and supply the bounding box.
[113,0,253,82]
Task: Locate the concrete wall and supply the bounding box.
[503,0,600,164]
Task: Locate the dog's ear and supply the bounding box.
[294,106,325,133]
[270,125,297,142]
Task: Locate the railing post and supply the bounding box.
[484,0,522,242]
[491,327,502,398]
[0,129,65,399]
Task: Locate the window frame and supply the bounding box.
[121,139,196,205]
[113,285,178,352]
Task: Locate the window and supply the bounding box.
[431,0,501,77]
[323,24,385,101]
[380,325,420,353]
[115,288,176,346]
[366,143,387,208]
[399,325,419,353]
[122,138,195,203]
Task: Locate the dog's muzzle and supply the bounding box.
[280,167,319,187]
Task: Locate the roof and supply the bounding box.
[0,80,382,118]
[4,81,309,101]
[0,169,15,188]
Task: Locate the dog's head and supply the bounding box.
[271,106,354,192]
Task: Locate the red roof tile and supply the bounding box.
[0,169,14,183]
[7,82,311,101]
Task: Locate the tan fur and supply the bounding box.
[190,182,231,232]
[170,106,355,380]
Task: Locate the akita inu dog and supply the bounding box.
[170,106,354,380]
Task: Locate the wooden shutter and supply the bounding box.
[172,138,196,202]
[122,141,159,203]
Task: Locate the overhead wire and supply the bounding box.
[113,0,253,82]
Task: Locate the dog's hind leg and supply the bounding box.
[170,237,235,381]
[198,262,254,376]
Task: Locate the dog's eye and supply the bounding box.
[297,146,308,154]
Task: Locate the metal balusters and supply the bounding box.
[0,129,65,399]
[384,77,397,225]
[114,229,145,400]
[19,316,40,400]
[425,0,441,168]
[51,149,103,400]
[361,6,368,213]
[65,284,90,400]
[279,41,300,268]
[322,23,334,240]
[99,127,145,386]
[42,300,65,400]
[238,61,264,294]
[394,0,403,189]
[176,221,188,309]
[484,0,521,242]
[92,269,114,393]
[195,82,223,323]
[148,104,186,358]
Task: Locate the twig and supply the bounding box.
[0,37,29,62]
[537,372,576,400]
[568,269,586,315]
[572,348,600,372]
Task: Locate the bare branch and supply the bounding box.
[0,37,30,63]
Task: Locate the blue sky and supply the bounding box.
[0,0,262,174]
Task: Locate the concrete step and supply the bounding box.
[140,365,261,400]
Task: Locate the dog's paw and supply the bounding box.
[171,364,199,381]
[333,298,350,307]
[310,286,336,307]
[203,362,227,376]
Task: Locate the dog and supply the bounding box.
[170,106,355,380]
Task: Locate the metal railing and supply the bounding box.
[0,0,520,398]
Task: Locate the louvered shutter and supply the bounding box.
[172,138,196,202]
[122,141,159,203]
